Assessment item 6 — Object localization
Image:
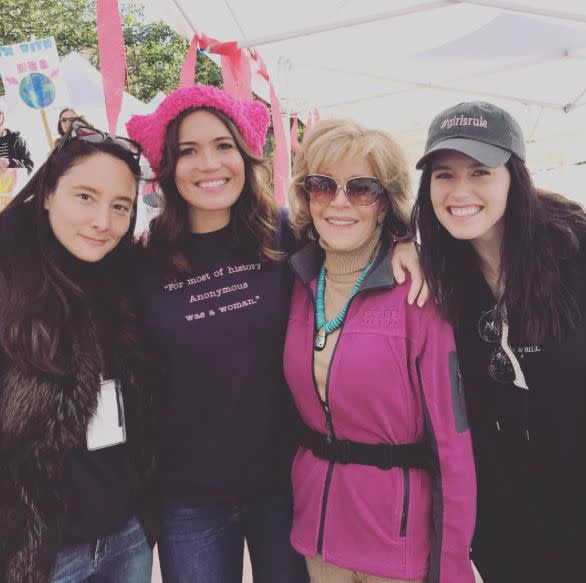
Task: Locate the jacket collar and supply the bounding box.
[289,236,396,293]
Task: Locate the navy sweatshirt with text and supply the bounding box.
[135,213,298,504]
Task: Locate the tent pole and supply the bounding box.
[293,55,555,90]
[462,0,586,23]
[237,1,454,49]
[565,87,586,112]
[169,0,200,36]
[317,84,566,111]
[223,0,247,38]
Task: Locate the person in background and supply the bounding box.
[54,109,90,149]
[0,98,34,174]
[0,121,156,583]
[407,100,586,582]
[284,118,476,583]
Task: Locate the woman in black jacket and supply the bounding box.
[397,101,586,582]
[0,123,156,583]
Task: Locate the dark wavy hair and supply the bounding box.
[412,155,586,344]
[0,138,141,375]
[148,106,280,279]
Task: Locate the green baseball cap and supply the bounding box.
[416,101,526,169]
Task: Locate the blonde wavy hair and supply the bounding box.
[289,118,413,243]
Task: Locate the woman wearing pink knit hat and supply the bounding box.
[127,84,308,583]
[126,84,424,583]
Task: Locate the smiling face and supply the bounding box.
[310,154,384,252]
[430,150,511,248]
[44,153,136,262]
[174,109,246,233]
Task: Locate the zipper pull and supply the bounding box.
[325,419,333,443]
[323,405,333,443]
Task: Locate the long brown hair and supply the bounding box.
[413,155,586,344]
[0,139,141,375]
[149,107,280,278]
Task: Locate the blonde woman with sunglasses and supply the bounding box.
[285,118,476,583]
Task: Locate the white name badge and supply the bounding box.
[86,378,126,451]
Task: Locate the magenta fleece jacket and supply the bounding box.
[283,242,476,582]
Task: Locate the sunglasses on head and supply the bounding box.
[303,174,384,207]
[57,121,141,160]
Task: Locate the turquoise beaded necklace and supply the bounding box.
[314,257,376,351]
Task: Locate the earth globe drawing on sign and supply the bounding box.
[19,72,56,109]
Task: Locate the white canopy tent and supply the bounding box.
[142,0,586,198]
[58,51,153,134]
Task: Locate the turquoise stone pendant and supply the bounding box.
[314,327,326,351]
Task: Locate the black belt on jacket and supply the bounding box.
[300,424,434,471]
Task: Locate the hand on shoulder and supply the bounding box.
[390,240,429,307]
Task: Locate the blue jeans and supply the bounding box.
[51,516,152,583]
[158,493,308,583]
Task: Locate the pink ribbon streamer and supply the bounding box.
[290,113,299,155]
[96,0,126,133]
[251,49,290,203]
[303,111,314,141]
[198,33,216,51]
[212,42,252,101]
[269,82,288,204]
[180,35,199,88]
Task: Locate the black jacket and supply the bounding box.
[0,209,157,583]
[1,129,34,174]
[455,241,586,582]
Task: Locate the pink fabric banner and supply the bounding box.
[198,33,216,50]
[96,0,126,134]
[269,82,288,204]
[251,49,290,203]
[290,113,299,155]
[180,35,199,88]
[212,42,252,101]
[303,111,314,141]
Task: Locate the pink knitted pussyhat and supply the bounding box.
[126,85,270,173]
